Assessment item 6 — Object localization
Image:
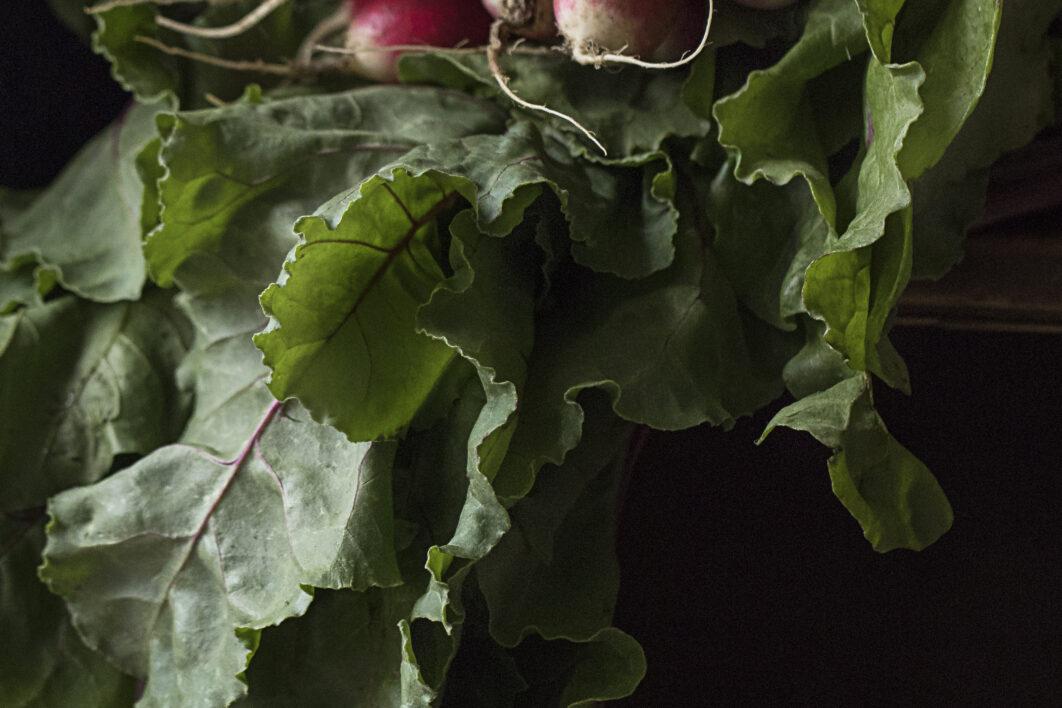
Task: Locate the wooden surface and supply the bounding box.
[899,133,1062,332]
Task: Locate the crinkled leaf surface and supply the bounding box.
[92,5,179,106]
[713,0,868,224]
[707,159,807,331]
[148,86,506,451]
[856,0,906,63]
[91,0,338,107]
[146,85,506,289]
[40,401,402,707]
[398,51,710,160]
[256,169,461,442]
[2,102,160,302]
[893,0,1002,180]
[256,122,683,441]
[0,292,192,512]
[0,188,50,313]
[802,59,923,383]
[477,393,633,647]
[392,122,680,278]
[492,176,797,497]
[1,515,135,707]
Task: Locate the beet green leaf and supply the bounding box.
[762,374,952,551]
[2,102,160,303]
[398,50,711,160]
[39,401,402,707]
[0,292,192,512]
[256,169,461,441]
[1,516,136,707]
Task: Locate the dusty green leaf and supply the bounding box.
[146,85,506,289]
[558,628,647,707]
[803,59,923,379]
[3,103,161,303]
[398,51,710,160]
[707,158,807,330]
[393,123,680,279]
[477,394,632,647]
[1,515,136,708]
[909,0,1062,278]
[40,401,404,707]
[0,293,192,512]
[237,586,422,707]
[493,178,797,497]
[91,0,341,108]
[856,0,906,63]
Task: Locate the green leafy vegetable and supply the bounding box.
[3,0,1050,703]
[2,102,161,303]
[1,293,191,512]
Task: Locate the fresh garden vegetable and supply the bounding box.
[344,0,494,81]
[554,0,707,61]
[4,0,1057,705]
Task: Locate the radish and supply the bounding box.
[486,0,713,154]
[553,0,713,67]
[482,0,558,41]
[344,0,494,82]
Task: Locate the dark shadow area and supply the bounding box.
[0,2,128,190]
[613,327,1062,705]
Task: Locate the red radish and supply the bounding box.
[345,0,494,82]
[482,0,558,41]
[554,0,709,64]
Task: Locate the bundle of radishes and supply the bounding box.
[342,0,796,83]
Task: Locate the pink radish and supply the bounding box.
[554,0,711,65]
[482,0,558,41]
[554,0,672,59]
[344,0,494,82]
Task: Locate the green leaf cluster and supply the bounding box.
[3,0,1056,704]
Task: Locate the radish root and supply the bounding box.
[487,19,607,155]
[133,35,298,75]
[295,3,350,68]
[567,0,714,69]
[152,0,288,39]
[87,0,233,13]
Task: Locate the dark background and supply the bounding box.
[4,3,1060,705]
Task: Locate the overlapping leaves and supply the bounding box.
[712,0,1002,549]
[1,102,160,303]
[1,0,1030,705]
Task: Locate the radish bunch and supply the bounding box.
[553,0,708,64]
[341,0,716,81]
[343,0,493,82]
